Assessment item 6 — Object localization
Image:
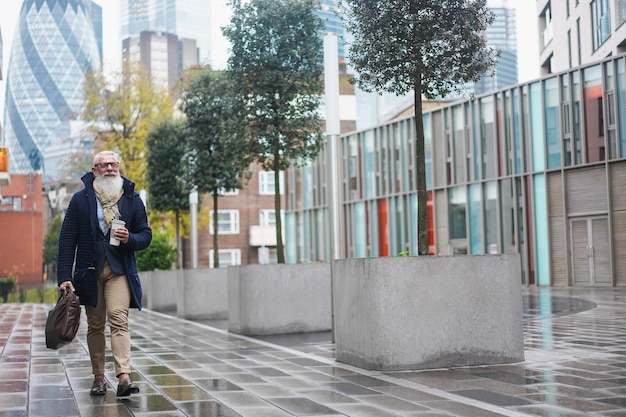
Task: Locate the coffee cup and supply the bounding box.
[109,219,126,246]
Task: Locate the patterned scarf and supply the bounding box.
[93,181,123,230]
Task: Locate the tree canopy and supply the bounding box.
[146,118,191,268]
[223,0,326,263]
[342,0,498,255]
[180,66,252,268]
[82,59,175,190]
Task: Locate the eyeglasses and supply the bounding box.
[94,162,119,169]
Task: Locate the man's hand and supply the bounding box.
[59,281,75,293]
[114,226,129,244]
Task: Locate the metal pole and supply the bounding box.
[189,190,198,269]
[324,33,342,341]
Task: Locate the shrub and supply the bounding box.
[137,231,176,271]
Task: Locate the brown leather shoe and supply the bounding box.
[89,378,107,396]
[116,378,139,397]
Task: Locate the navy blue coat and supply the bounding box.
[57,172,152,309]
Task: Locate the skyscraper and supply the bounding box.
[473,0,518,95]
[123,30,198,90]
[316,0,345,60]
[121,0,211,65]
[2,0,101,179]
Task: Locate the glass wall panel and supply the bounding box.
[583,65,605,162]
[512,88,522,173]
[410,194,418,255]
[617,59,626,158]
[448,187,467,239]
[562,74,572,166]
[424,114,433,190]
[530,82,546,171]
[572,71,583,164]
[605,62,618,159]
[369,200,378,256]
[395,196,404,254]
[348,136,360,201]
[533,174,551,285]
[480,97,496,179]
[285,213,297,263]
[354,202,367,258]
[363,131,376,198]
[453,105,465,183]
[316,209,327,262]
[484,182,498,253]
[472,101,480,179]
[500,179,516,254]
[469,184,483,254]
[303,211,311,262]
[303,165,312,208]
[544,77,561,169]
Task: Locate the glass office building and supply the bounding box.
[121,0,210,64]
[2,0,101,179]
[473,0,518,95]
[286,54,626,287]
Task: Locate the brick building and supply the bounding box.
[0,173,43,287]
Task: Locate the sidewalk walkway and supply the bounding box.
[2,286,626,416]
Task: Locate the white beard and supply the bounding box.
[94,173,123,198]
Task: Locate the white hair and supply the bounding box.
[93,150,120,166]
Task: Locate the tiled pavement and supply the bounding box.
[2,286,626,416]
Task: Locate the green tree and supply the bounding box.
[82,59,175,190]
[223,0,325,263]
[43,213,63,281]
[136,231,176,271]
[146,119,191,269]
[180,67,252,268]
[341,0,498,255]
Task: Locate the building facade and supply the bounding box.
[181,165,283,268]
[0,173,43,287]
[538,0,626,75]
[123,30,199,91]
[121,0,210,65]
[2,0,101,180]
[286,54,626,287]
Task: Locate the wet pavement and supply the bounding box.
[2,286,626,416]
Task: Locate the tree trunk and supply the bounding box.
[274,158,285,263]
[213,192,220,268]
[414,71,429,256]
[175,210,182,269]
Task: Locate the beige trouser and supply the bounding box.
[86,260,131,377]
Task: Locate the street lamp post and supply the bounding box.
[324,32,342,340]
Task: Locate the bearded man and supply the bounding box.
[57,150,152,398]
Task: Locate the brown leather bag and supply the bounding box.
[45,290,81,349]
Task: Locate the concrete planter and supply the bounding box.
[228,264,331,335]
[177,268,228,320]
[333,255,524,371]
[141,268,228,320]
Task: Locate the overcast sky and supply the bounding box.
[0,0,539,119]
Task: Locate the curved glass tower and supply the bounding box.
[3,0,101,179]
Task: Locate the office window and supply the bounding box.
[544,77,561,169]
[583,65,605,162]
[618,0,626,25]
[209,210,240,234]
[209,249,241,268]
[259,171,284,195]
[591,0,611,50]
[0,196,21,211]
[260,209,284,227]
[448,187,467,240]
